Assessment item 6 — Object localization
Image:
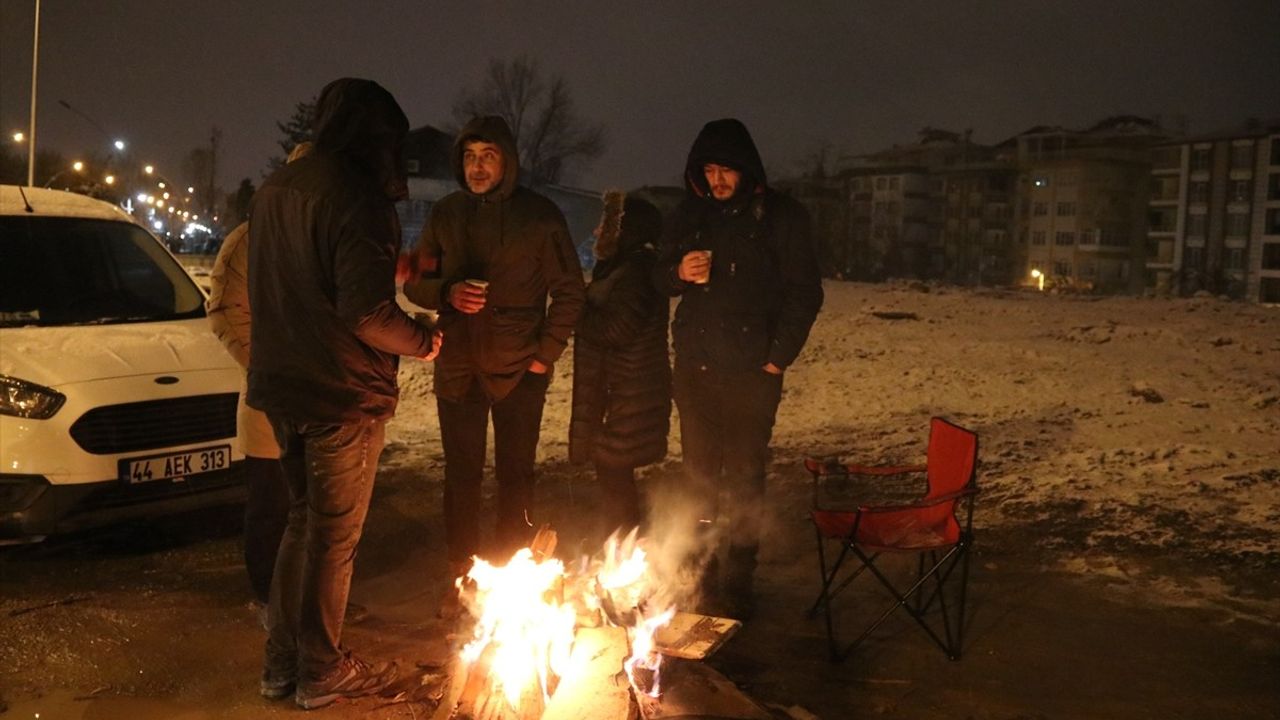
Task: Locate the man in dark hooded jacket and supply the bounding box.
[247,78,439,709]
[654,118,823,619]
[403,116,584,576]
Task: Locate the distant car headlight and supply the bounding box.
[0,375,66,419]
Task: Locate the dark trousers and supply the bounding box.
[597,462,641,536]
[264,417,385,681]
[672,364,783,569]
[437,371,550,566]
[243,456,289,604]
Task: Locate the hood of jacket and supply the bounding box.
[595,192,662,262]
[683,118,767,202]
[452,115,520,201]
[312,78,409,200]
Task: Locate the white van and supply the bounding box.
[0,185,244,543]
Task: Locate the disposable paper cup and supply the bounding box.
[465,279,489,292]
[694,250,712,284]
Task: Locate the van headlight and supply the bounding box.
[0,376,66,419]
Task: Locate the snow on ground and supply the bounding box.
[392,280,1280,622]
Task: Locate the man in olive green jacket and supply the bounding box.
[404,115,585,572]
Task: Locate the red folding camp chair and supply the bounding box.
[804,417,979,663]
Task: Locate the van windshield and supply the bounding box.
[0,216,206,327]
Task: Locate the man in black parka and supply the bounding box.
[654,118,823,619]
[248,78,439,709]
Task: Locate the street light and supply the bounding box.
[113,139,125,151]
[72,160,84,171]
[12,132,24,142]
[144,165,154,174]
[1030,268,1045,291]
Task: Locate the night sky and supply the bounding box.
[3,0,1279,193]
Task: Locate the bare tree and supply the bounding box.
[452,55,606,185]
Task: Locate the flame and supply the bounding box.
[458,549,577,709]
[455,528,678,710]
[591,528,676,697]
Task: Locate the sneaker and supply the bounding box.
[294,652,398,710]
[260,660,297,700]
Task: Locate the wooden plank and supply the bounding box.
[543,626,636,720]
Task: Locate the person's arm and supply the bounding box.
[333,201,435,357]
[402,207,449,311]
[205,223,251,368]
[765,200,824,370]
[652,207,693,297]
[534,213,586,368]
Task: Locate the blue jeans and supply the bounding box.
[264,417,386,681]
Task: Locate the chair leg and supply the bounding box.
[848,545,963,660]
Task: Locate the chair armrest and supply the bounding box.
[858,485,978,513]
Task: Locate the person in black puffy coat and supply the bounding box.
[570,191,672,535]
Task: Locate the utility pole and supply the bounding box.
[207,127,222,218]
[26,0,41,186]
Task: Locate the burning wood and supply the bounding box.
[434,526,748,720]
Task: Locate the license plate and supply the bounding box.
[120,445,231,484]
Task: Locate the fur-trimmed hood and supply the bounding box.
[593,191,662,262]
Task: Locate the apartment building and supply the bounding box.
[1013,117,1161,293]
[1145,122,1280,302]
[936,163,1017,285]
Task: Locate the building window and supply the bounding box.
[1080,229,1098,245]
[1272,139,1280,166]
[876,177,887,190]
[1189,181,1209,203]
[1262,243,1280,270]
[1151,146,1181,170]
[1053,260,1072,277]
[1191,147,1211,172]
[1230,143,1254,170]
[1185,246,1204,268]
[889,177,900,190]
[1229,179,1252,203]
[1032,175,1050,188]
[1033,201,1048,216]
[1059,173,1077,187]
[1267,208,1280,235]
[1186,213,1207,237]
[1268,173,1280,200]
[1080,259,1097,278]
[1055,231,1075,245]
[1226,212,1250,237]
[1148,207,1177,232]
[1262,277,1280,303]
[1150,176,1179,201]
[1224,247,1245,271]
[1057,202,1076,216]
[1032,230,1046,245]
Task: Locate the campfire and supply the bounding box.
[434,525,748,720]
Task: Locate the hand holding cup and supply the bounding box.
[678,250,713,285]
[449,279,489,314]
